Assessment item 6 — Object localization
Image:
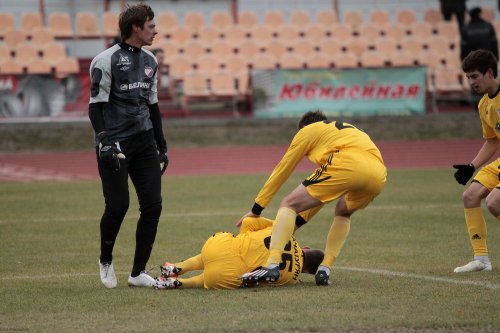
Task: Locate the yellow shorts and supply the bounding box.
[200,232,245,289]
[303,150,387,211]
[473,157,500,190]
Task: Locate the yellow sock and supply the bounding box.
[321,216,351,268]
[175,254,203,273]
[464,208,488,257]
[266,207,296,267]
[178,274,204,288]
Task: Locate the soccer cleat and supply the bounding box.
[453,260,492,273]
[160,262,181,278]
[315,269,330,286]
[127,271,156,288]
[154,276,182,290]
[99,260,117,289]
[240,266,280,287]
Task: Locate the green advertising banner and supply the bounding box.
[252,67,427,118]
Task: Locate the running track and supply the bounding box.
[0,139,485,182]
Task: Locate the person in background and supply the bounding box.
[89,3,169,289]
[460,7,498,61]
[151,48,171,98]
[439,0,467,32]
[453,49,500,273]
[155,216,324,289]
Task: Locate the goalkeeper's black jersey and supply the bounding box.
[89,42,158,142]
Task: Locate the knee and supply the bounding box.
[462,188,481,207]
[335,198,352,217]
[140,200,162,219]
[104,199,129,220]
[485,196,500,217]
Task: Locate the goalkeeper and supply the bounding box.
[155,216,324,289]
[452,49,500,273]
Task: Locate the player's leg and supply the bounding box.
[128,132,163,286]
[485,187,500,218]
[97,147,130,288]
[454,162,497,273]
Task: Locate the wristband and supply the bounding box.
[251,202,264,215]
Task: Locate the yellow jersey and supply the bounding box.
[255,120,384,208]
[478,92,500,139]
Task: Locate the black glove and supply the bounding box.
[453,163,475,185]
[97,132,126,171]
[159,150,168,175]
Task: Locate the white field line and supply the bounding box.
[335,266,500,290]
[0,204,464,225]
[1,267,499,290]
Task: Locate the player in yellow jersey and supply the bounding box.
[237,110,387,286]
[154,216,324,289]
[452,49,500,273]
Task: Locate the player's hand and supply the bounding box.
[159,150,168,175]
[453,163,475,185]
[98,134,125,171]
[235,211,259,228]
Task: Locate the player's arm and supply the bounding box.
[149,103,168,174]
[453,138,500,185]
[239,216,274,234]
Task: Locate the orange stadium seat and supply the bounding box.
[417,50,444,69]
[305,52,331,69]
[14,42,39,63]
[279,53,305,69]
[303,24,329,40]
[251,53,277,69]
[211,11,233,31]
[156,41,180,64]
[263,40,288,58]
[276,25,301,41]
[331,24,353,40]
[316,10,338,27]
[223,55,249,74]
[54,57,80,75]
[396,9,417,26]
[290,10,310,27]
[169,25,194,45]
[237,11,258,29]
[382,23,408,41]
[291,39,316,57]
[0,44,11,59]
[370,9,391,27]
[76,12,99,38]
[435,21,460,41]
[356,23,382,41]
[211,70,238,97]
[250,25,275,46]
[399,37,424,54]
[389,50,417,67]
[264,10,285,29]
[0,13,16,37]
[343,10,364,28]
[408,22,434,39]
[332,53,359,68]
[48,12,74,38]
[0,58,25,74]
[423,8,442,26]
[210,40,236,58]
[198,26,221,43]
[26,58,52,74]
[182,40,207,59]
[426,35,452,54]
[31,27,56,47]
[195,54,222,75]
[319,38,342,54]
[3,29,27,48]
[360,51,386,67]
[181,71,211,113]
[20,12,43,35]
[41,42,67,65]
[103,12,120,37]
[223,25,247,44]
[237,39,261,58]
[374,36,399,55]
[342,37,370,57]
[169,55,195,81]
[184,11,205,31]
[156,11,177,37]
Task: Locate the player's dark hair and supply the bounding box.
[119,3,155,42]
[298,110,327,129]
[302,249,324,274]
[462,49,498,77]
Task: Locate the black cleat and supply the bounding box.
[315,269,330,286]
[241,266,280,287]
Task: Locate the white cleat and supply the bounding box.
[454,260,492,273]
[99,260,117,289]
[127,271,156,288]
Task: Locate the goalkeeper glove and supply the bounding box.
[97,132,126,171]
[453,163,475,185]
[159,150,168,175]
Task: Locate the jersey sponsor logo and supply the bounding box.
[120,82,151,90]
[144,66,154,78]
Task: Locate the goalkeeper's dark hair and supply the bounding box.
[119,3,155,42]
[298,110,327,129]
[462,49,498,77]
[302,249,324,274]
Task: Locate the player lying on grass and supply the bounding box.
[154,216,324,289]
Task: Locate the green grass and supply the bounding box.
[1,169,499,333]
